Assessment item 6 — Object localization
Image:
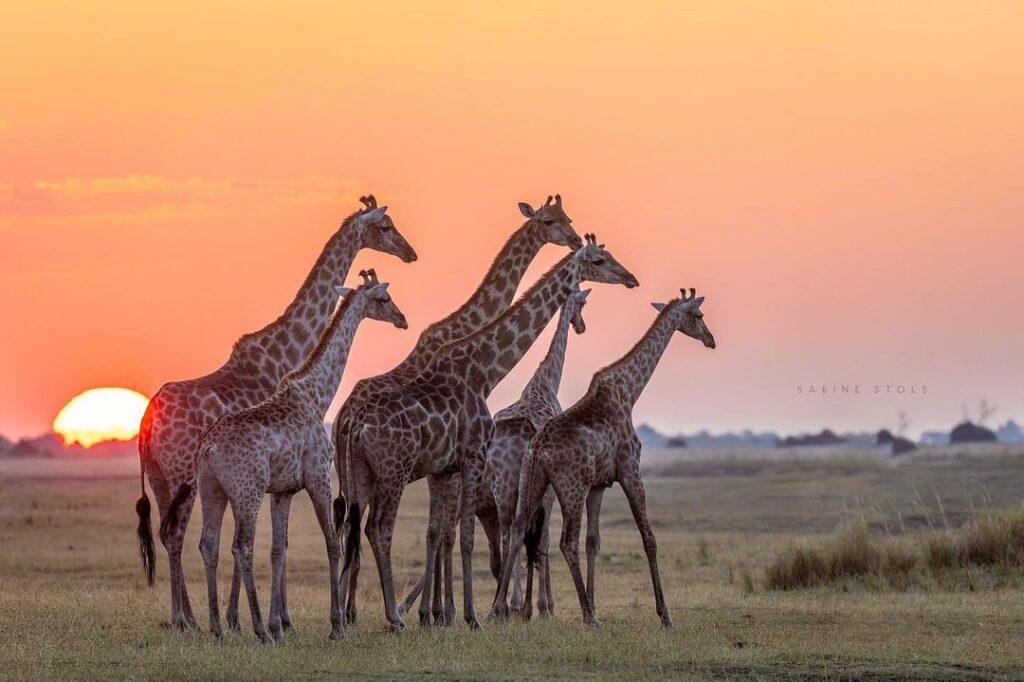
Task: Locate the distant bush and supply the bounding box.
[763,507,1024,591]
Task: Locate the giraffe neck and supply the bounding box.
[284,293,367,417]
[596,302,685,407]
[215,218,363,400]
[451,253,580,397]
[517,294,576,408]
[377,220,551,387]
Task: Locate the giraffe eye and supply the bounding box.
[379,223,392,232]
[543,218,556,226]
[591,257,605,266]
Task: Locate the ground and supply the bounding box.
[1,444,1023,681]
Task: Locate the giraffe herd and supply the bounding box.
[135,194,717,642]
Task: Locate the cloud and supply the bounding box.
[0,174,363,223]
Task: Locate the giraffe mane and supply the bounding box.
[591,297,682,382]
[446,252,574,349]
[281,283,362,381]
[418,219,539,338]
[230,205,368,354]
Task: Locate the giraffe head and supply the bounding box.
[352,195,418,263]
[574,233,640,289]
[568,288,592,334]
[335,269,409,329]
[518,194,584,250]
[652,288,716,349]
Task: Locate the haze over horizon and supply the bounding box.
[2,2,1022,441]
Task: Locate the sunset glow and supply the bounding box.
[2,2,1023,439]
[52,388,149,448]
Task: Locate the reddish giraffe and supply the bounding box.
[491,288,716,629]
[341,235,638,632]
[332,195,582,624]
[135,196,416,630]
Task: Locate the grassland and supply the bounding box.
[2,445,1024,681]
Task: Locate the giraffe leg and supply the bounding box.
[197,476,228,642]
[418,473,448,627]
[231,500,270,643]
[226,560,242,632]
[479,508,503,585]
[433,540,449,624]
[339,501,367,625]
[309,478,344,641]
[439,486,459,625]
[161,485,198,631]
[365,493,405,631]
[459,460,485,629]
[555,484,598,626]
[397,573,425,616]
[492,462,548,620]
[267,492,294,643]
[620,470,674,630]
[585,486,606,610]
[539,490,555,617]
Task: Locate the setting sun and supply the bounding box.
[52,387,150,448]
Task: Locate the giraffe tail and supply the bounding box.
[136,409,156,586]
[524,507,546,570]
[342,502,361,574]
[136,486,156,587]
[333,496,347,534]
[161,479,195,541]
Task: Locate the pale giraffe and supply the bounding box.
[491,288,716,629]
[341,235,638,631]
[397,287,592,619]
[190,270,407,643]
[135,196,415,630]
[333,195,582,624]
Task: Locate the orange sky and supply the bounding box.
[2,1,1022,439]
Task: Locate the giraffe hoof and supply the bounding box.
[465,617,482,631]
[328,626,345,641]
[388,620,407,634]
[661,617,675,631]
[282,618,295,633]
[226,617,241,633]
[585,617,603,628]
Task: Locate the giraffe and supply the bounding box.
[135,195,416,630]
[397,286,592,619]
[341,235,638,632]
[332,195,582,624]
[491,288,716,629]
[191,269,408,643]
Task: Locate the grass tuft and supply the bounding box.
[764,507,1024,591]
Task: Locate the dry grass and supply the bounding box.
[764,508,1024,591]
[3,447,1024,680]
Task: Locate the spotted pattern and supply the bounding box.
[136,200,415,629]
[340,242,638,631]
[492,295,716,630]
[333,203,583,623]
[196,281,407,642]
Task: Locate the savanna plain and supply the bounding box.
[2,444,1024,681]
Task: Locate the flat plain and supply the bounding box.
[2,444,1023,681]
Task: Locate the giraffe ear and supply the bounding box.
[651,302,667,312]
[682,296,705,310]
[334,286,354,298]
[518,202,536,218]
[576,288,592,301]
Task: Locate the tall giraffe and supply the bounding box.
[397,286,592,619]
[491,289,716,629]
[193,270,407,643]
[342,236,638,631]
[332,195,581,624]
[135,196,416,630]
